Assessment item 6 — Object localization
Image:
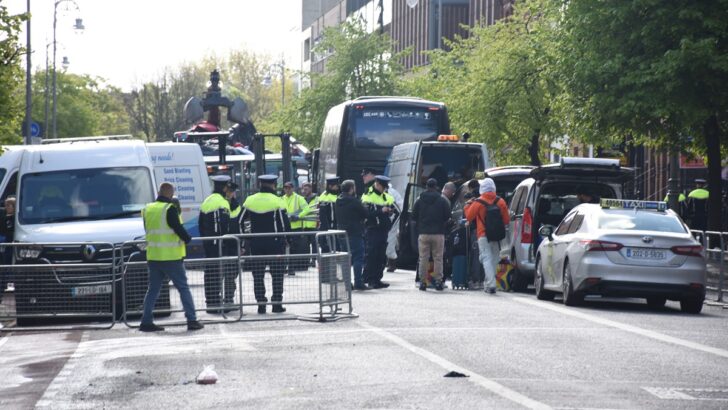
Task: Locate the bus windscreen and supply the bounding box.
[352,107,440,148]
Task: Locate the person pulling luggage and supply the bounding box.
[464,178,510,294]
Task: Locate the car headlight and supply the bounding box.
[133,236,148,252]
[16,246,42,260]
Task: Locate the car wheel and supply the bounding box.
[680,297,704,314]
[534,258,555,301]
[511,250,528,292]
[562,261,583,307]
[646,296,666,309]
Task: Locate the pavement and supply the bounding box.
[2,270,728,409]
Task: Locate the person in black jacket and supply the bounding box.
[336,179,370,290]
[412,179,452,291]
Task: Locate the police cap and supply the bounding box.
[695,178,707,184]
[326,177,340,185]
[361,168,376,176]
[211,175,231,183]
[375,175,391,184]
[258,174,278,183]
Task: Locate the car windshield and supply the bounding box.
[19,167,154,225]
[352,107,441,148]
[598,210,686,233]
[418,146,483,187]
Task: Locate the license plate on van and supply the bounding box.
[625,248,666,261]
[71,284,112,297]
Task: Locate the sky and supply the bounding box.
[10,0,303,91]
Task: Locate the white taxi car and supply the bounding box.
[534,199,706,313]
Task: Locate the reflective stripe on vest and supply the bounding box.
[143,202,186,261]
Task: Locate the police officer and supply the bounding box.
[300,182,318,264]
[362,175,400,289]
[198,175,233,312]
[282,181,309,274]
[238,175,291,314]
[664,191,687,220]
[687,178,709,231]
[361,168,376,195]
[317,177,340,252]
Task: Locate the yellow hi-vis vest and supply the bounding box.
[283,193,307,230]
[143,202,186,261]
[301,196,318,229]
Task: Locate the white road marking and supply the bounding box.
[643,386,728,401]
[358,321,552,410]
[36,331,90,408]
[0,332,11,350]
[513,296,728,359]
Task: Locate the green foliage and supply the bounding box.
[401,0,563,165]
[0,6,28,144]
[36,71,131,139]
[264,18,405,147]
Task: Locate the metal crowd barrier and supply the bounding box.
[0,242,118,331]
[0,230,357,331]
[690,230,726,303]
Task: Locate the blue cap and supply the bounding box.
[258,174,278,183]
[211,175,231,183]
[375,175,391,184]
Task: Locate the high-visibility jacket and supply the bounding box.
[239,189,291,254]
[301,195,318,229]
[317,192,338,231]
[282,192,308,230]
[143,202,186,261]
[199,192,231,238]
[362,189,399,231]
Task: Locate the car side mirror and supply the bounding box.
[538,225,554,241]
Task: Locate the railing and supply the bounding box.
[0,231,356,332]
[690,230,726,303]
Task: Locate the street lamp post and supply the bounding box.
[51,0,84,139]
[24,0,31,145]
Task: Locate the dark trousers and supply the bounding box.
[364,229,388,285]
[251,256,285,304]
[348,234,365,287]
[203,242,238,306]
[0,247,10,301]
[288,228,310,271]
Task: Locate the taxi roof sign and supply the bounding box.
[600,198,667,211]
[437,134,459,142]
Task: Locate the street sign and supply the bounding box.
[680,154,706,169]
[30,122,41,138]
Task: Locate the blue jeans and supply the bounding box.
[348,234,365,287]
[142,260,197,324]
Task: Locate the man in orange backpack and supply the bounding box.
[464,178,510,294]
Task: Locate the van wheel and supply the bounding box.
[534,258,555,301]
[562,261,583,306]
[510,250,528,292]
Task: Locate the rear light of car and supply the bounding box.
[671,245,703,257]
[522,207,533,244]
[579,240,624,251]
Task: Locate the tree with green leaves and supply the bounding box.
[401,0,563,166]
[265,18,404,147]
[556,0,728,230]
[0,5,28,144]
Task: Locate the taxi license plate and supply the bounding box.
[71,284,112,297]
[625,248,666,260]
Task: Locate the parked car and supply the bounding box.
[534,199,705,313]
[483,166,535,206]
[506,158,633,291]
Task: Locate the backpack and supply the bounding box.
[475,197,506,242]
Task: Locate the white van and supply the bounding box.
[385,137,491,267]
[148,142,211,238]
